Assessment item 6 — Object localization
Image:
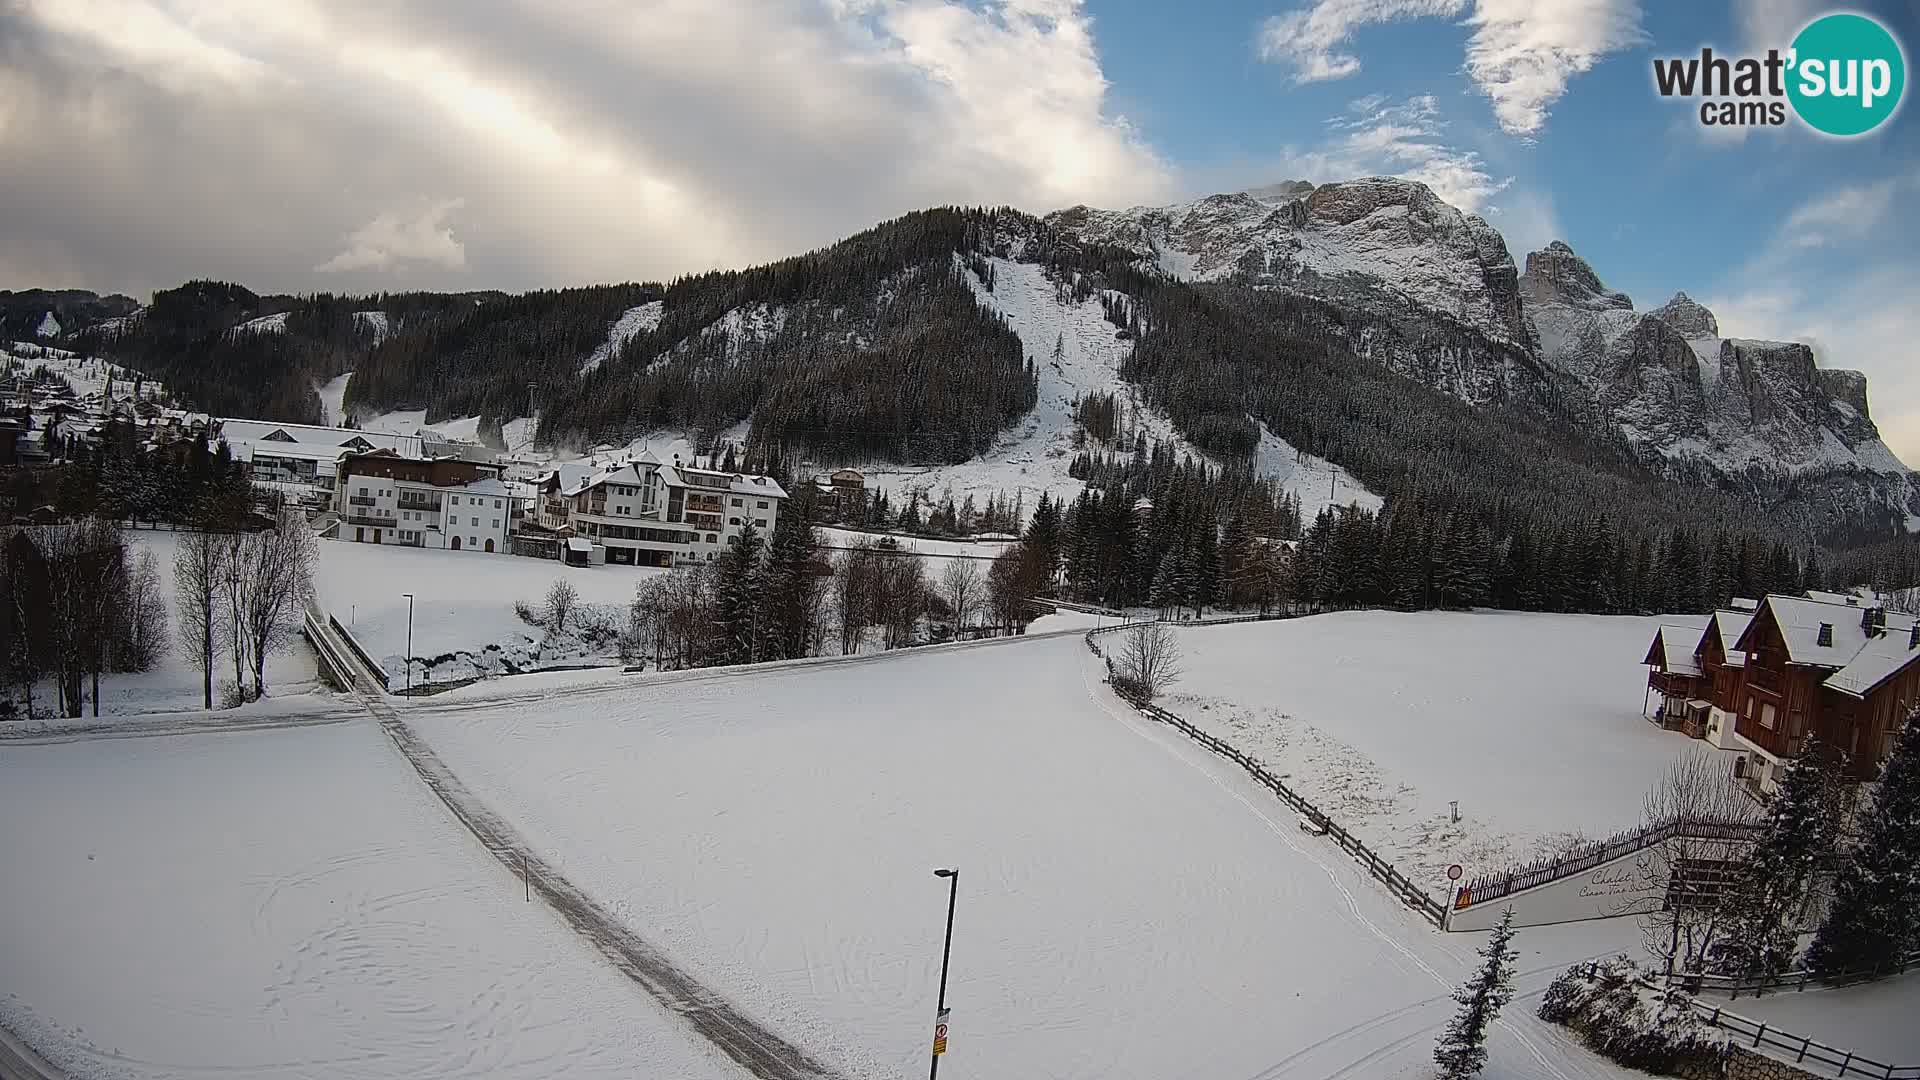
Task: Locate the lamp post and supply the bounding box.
[929,868,958,1080]
[401,592,415,695]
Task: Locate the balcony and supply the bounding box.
[345,512,396,527]
[348,495,379,507]
[398,497,442,512]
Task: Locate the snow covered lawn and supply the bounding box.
[1165,610,1727,894]
[1708,974,1920,1066]
[0,720,738,1080]
[313,539,665,683]
[400,634,1640,1080]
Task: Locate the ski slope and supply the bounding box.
[0,721,740,1080]
[402,633,1642,1080]
[1167,611,1729,891]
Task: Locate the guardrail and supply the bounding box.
[1457,817,1763,911]
[304,601,389,692]
[1086,622,1447,926]
[1667,950,1920,1000]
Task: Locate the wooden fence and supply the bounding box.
[1665,949,1920,1000]
[1086,623,1447,926]
[1456,817,1764,911]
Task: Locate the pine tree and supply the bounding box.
[1715,740,1843,979]
[1434,908,1518,1079]
[1805,709,1920,978]
[758,497,817,661]
[714,522,765,665]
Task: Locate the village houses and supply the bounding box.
[526,448,787,567]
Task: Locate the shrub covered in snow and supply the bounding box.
[1538,956,1728,1076]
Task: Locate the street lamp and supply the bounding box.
[401,592,415,695]
[929,868,958,1080]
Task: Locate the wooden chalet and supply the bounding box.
[1729,594,1920,795]
[1642,616,1711,730]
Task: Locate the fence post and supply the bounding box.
[1754,1023,1766,1048]
[1798,1037,1809,1063]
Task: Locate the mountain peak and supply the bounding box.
[1244,180,1315,207]
[1650,291,1719,338]
[1519,241,1632,312]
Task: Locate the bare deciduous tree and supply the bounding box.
[833,542,880,655]
[234,510,317,699]
[120,548,169,673]
[175,530,227,710]
[1634,753,1758,977]
[941,559,982,633]
[546,577,580,634]
[1115,621,1182,701]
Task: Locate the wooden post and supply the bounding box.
[523,853,530,902]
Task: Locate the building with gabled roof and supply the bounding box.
[532,449,786,567]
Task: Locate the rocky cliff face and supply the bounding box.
[1049,177,1545,405]
[1050,180,1915,530]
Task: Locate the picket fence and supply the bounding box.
[1085,621,1448,926]
[1456,816,1764,911]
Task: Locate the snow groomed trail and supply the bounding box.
[305,610,842,1080]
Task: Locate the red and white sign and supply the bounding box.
[932,1007,950,1056]
[1446,864,1464,882]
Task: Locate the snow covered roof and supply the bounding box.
[458,477,513,498]
[1657,625,1703,676]
[567,537,593,553]
[220,418,422,460]
[1823,623,1920,698]
[1707,609,1753,667]
[1729,597,1759,611]
[1747,594,1917,670]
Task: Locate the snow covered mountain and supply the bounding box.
[1050,178,1914,526]
[1523,242,1907,480]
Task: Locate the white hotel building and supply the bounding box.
[534,449,787,566]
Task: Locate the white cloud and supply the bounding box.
[1257,0,1467,83]
[1461,0,1646,136]
[0,0,1172,295]
[317,199,468,274]
[1779,178,1904,248]
[1297,95,1511,210]
[1255,0,1644,135]
[1480,186,1563,257]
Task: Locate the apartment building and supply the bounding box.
[532,449,786,566]
[332,449,518,553]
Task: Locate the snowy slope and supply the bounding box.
[231,311,289,335]
[34,312,59,338]
[860,256,1199,512]
[1168,611,1729,892]
[579,301,664,375]
[402,635,1648,1080]
[352,309,390,344]
[4,342,165,404]
[1255,421,1383,519]
[316,371,353,427]
[0,721,741,1080]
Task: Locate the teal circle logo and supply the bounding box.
[1787,13,1906,136]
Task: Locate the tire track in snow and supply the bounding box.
[310,614,844,1080]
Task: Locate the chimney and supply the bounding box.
[1863,606,1886,636]
[1817,623,1834,647]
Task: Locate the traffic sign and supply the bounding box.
[1446,864,1464,882]
[932,1008,950,1056]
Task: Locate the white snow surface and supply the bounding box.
[316,371,353,428]
[4,346,163,404]
[314,539,662,682]
[1166,611,1731,892]
[859,256,1198,515]
[1255,421,1383,519]
[357,409,486,445]
[0,721,739,1080]
[231,311,289,335]
[579,301,663,375]
[352,309,390,344]
[1706,972,1920,1065]
[400,634,1650,1080]
[35,311,60,338]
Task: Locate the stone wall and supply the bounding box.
[1724,1045,1824,1080]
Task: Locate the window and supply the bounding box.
[731,497,742,507]
[705,534,716,544]
[727,535,739,545]
[358,486,368,495]
[755,519,767,529]
[471,516,480,527]
[729,517,741,526]
[494,499,502,509]
[757,500,768,509]
[491,519,499,528]
[1760,703,1777,730]
[450,496,460,505]
[469,537,478,548]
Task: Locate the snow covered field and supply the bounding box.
[313,539,663,682]
[1166,611,1724,893]
[0,720,739,1080]
[1709,974,1920,1065]
[400,633,1643,1080]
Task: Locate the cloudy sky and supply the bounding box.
[3,0,1918,456]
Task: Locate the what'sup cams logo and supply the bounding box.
[1655,11,1906,136]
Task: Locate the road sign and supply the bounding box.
[932,1008,950,1056]
[1447,864,1464,882]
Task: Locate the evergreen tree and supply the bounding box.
[1024,493,1064,591]
[1434,908,1518,1079]
[714,522,765,665]
[758,495,817,661]
[1805,710,1920,978]
[1715,741,1843,979]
